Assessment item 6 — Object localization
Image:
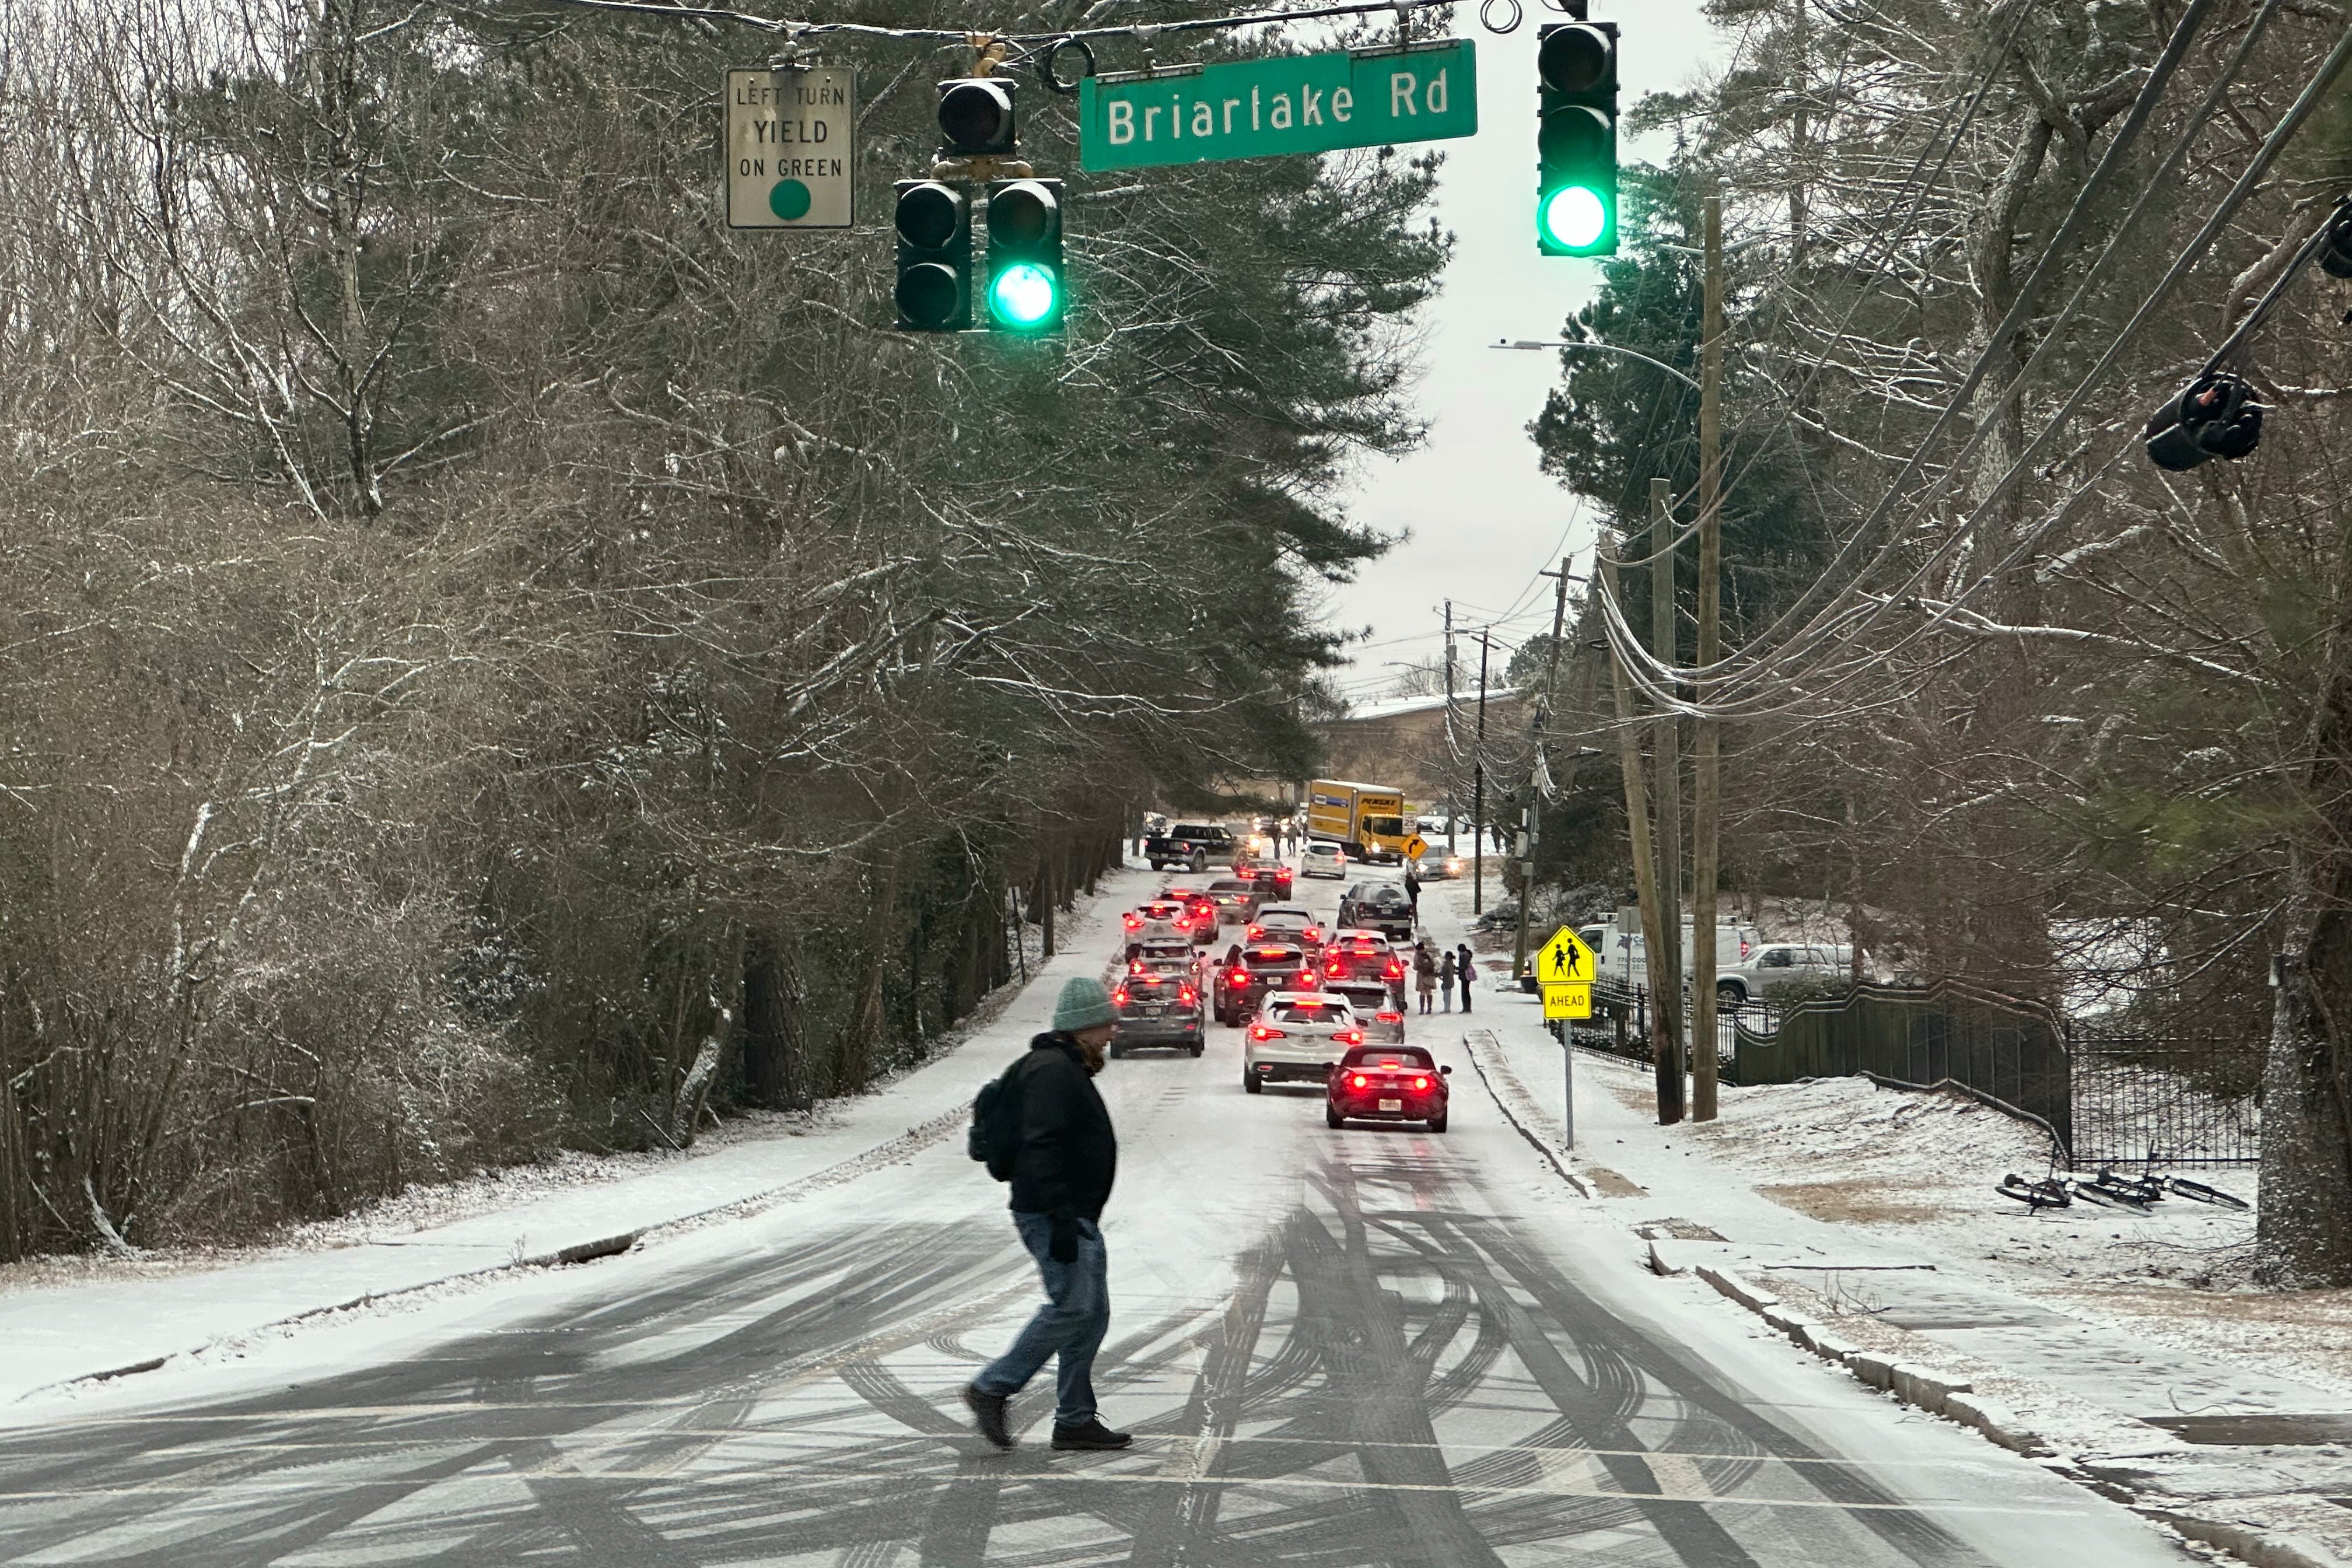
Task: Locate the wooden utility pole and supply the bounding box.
[1692,189,1726,1123]
[1443,600,1458,854]
[1648,477,1686,1124]
[1513,556,1574,986]
[1602,530,1676,1125]
[1472,629,1492,915]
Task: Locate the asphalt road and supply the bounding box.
[0,875,2191,1567]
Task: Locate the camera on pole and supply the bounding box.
[2143,372,2263,471]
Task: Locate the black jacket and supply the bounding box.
[1009,1032,1118,1221]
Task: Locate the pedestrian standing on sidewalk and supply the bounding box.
[1439,951,1457,1012]
[1402,864,1421,921]
[1415,943,1437,1015]
[965,978,1130,1455]
[1455,944,1476,1015]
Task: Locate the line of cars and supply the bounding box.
[1107,849,1448,1131]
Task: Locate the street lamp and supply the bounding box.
[1494,338,1700,392]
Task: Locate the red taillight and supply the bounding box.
[1336,1029,1363,1046]
[1251,1024,1286,1041]
[1377,1010,1404,1023]
[1113,988,1130,1006]
[1180,986,1197,1006]
[1124,914,1140,928]
[1228,968,1250,987]
[1304,927,1323,943]
[1129,960,1145,974]
[1740,938,1752,957]
[1246,925,1264,939]
[1383,960,1404,979]
[1350,1073,1368,1088]
[1326,958,1345,974]
[1297,971,1316,989]
[1412,1076,1430,1091]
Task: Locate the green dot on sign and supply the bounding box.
[769,180,812,222]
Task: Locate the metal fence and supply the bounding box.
[2068,1031,2260,1167]
[1728,981,2075,1155]
[1552,978,2261,1167]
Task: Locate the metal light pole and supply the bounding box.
[1471,629,1492,914]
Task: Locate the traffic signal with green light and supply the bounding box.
[1536,21,1619,256]
[985,179,1064,333]
[894,180,970,332]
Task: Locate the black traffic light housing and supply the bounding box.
[894,179,970,332]
[1536,20,1619,257]
[2320,210,2352,280]
[985,178,1065,333]
[939,78,1017,156]
[2143,372,2262,471]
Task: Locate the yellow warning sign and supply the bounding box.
[1544,983,1592,1020]
[1536,924,1596,987]
[1403,834,1429,862]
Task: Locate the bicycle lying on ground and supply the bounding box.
[1995,1163,2247,1213]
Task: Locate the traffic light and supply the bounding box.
[985,179,1064,333]
[894,180,970,332]
[2143,373,2262,471]
[938,77,1017,157]
[1536,22,1619,257]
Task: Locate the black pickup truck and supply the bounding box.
[1145,822,1236,872]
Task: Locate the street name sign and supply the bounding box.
[726,67,855,229]
[1078,40,1476,173]
[1543,982,1592,1021]
[1536,924,1596,988]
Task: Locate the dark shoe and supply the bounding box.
[964,1383,1014,1450]
[1051,1419,1132,1451]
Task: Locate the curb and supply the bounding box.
[1458,1030,1592,1199]
[1692,1262,2045,1455]
[2141,1510,2346,1568]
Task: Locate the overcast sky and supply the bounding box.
[1321,2,1728,708]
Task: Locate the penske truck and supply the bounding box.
[1305,780,1416,864]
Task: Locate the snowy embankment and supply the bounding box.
[0,864,1150,1410]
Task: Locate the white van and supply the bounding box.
[1576,917,1763,991]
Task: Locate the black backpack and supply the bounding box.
[968,1054,1031,1181]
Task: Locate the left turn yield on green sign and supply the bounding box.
[1079,40,1476,173]
[727,67,855,229]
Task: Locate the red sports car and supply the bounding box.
[1325,1044,1450,1132]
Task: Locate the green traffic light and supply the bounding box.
[988,262,1059,328]
[1539,186,1607,251]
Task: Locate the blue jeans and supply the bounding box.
[974,1210,1110,1429]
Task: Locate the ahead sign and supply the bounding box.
[726,68,855,229]
[1079,40,1476,172]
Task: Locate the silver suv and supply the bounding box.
[1716,943,1852,1002]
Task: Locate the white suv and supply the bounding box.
[1717,943,1853,1002]
[1300,841,1346,878]
[1242,992,1363,1094]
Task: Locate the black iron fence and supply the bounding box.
[1728,981,2074,1154]
[2068,1030,2260,1167]
[1552,977,2261,1167]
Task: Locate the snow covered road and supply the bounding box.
[0,868,2196,1566]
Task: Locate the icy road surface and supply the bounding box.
[0,877,2190,1566]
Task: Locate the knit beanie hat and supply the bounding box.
[1052,976,1118,1034]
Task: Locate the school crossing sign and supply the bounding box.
[1078,40,1477,172]
[1538,925,1595,1021]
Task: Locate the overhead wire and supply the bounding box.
[1598,0,2348,721]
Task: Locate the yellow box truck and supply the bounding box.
[1306,780,1416,864]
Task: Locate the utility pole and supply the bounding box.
[1443,600,1458,854]
[1513,556,1576,988]
[1649,477,1686,1125]
[1472,629,1492,915]
[1600,530,1675,1125]
[1692,188,1726,1124]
